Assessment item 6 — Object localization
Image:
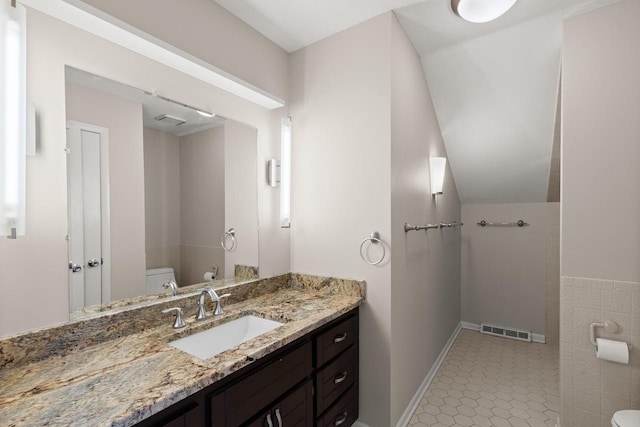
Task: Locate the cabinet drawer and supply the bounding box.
[315,384,358,427]
[316,345,357,415]
[210,341,312,426]
[315,315,356,367]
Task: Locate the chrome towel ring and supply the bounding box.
[221,228,237,252]
[359,231,386,265]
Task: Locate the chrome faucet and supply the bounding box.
[196,288,231,320]
[163,279,178,296]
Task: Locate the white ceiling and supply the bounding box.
[214,0,620,203]
[214,0,424,53]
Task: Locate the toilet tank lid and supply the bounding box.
[613,410,640,426]
[146,267,174,276]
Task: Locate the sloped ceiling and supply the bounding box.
[417,15,563,204]
[214,0,424,53]
[215,0,621,203]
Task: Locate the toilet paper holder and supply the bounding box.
[590,321,632,350]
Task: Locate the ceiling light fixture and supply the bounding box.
[451,0,518,23]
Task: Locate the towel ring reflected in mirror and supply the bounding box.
[221,228,237,252]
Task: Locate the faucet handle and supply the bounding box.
[213,293,231,316]
[195,299,208,321]
[162,307,186,328]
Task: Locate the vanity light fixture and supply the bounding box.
[1,1,27,238]
[451,0,518,23]
[146,90,215,120]
[429,157,447,196]
[280,117,291,228]
[196,109,215,118]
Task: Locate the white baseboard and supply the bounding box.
[461,322,546,344]
[532,333,546,344]
[395,322,463,427]
[460,321,480,331]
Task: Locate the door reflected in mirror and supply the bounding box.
[65,67,259,315]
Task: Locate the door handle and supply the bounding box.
[266,413,274,427]
[275,408,282,427]
[87,259,100,267]
[68,262,82,273]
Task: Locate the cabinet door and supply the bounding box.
[244,381,312,427]
[271,380,313,427]
[210,342,312,426]
[246,410,273,427]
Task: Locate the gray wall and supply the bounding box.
[561,0,640,283]
[180,127,225,284]
[461,203,547,335]
[144,128,182,282]
[389,15,461,424]
[289,14,393,425]
[561,1,640,426]
[290,13,462,426]
[224,121,260,275]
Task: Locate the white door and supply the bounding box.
[66,121,110,311]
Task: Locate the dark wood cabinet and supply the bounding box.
[210,342,312,426]
[313,312,359,426]
[246,380,313,427]
[136,308,359,427]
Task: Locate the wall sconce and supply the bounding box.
[266,159,280,187]
[1,2,27,238]
[429,157,447,196]
[280,117,291,228]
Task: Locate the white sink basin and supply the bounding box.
[169,315,284,359]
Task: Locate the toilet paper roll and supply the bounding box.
[203,271,216,281]
[596,338,629,364]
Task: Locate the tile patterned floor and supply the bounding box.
[408,329,559,427]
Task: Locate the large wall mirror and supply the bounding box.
[64,67,259,316]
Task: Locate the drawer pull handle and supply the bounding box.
[275,408,282,427]
[334,412,348,426]
[334,332,348,343]
[334,371,348,384]
[266,413,274,427]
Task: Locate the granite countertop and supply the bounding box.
[0,274,365,427]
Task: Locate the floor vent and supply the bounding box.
[480,323,532,342]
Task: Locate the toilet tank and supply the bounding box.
[145,267,175,295]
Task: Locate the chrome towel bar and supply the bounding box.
[477,219,528,227]
[404,223,439,232]
[404,221,462,232]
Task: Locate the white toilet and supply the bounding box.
[612,410,640,427]
[145,267,176,295]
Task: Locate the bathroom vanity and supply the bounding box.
[137,308,359,427]
[0,274,364,427]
